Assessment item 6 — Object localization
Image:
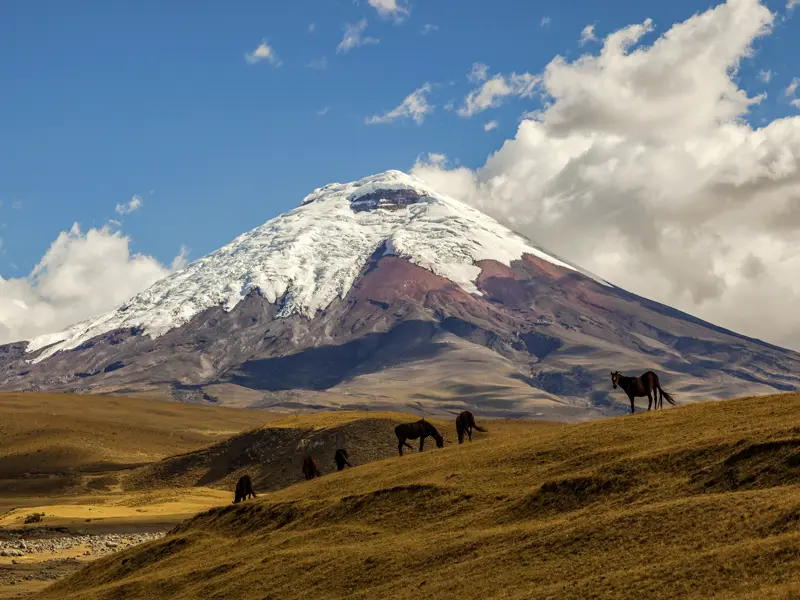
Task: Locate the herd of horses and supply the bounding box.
[232,370,675,503]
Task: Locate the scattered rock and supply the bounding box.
[0,531,164,558]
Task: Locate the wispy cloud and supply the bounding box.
[308,23,316,33]
[758,69,773,83]
[786,78,800,97]
[317,106,331,116]
[789,0,799,10]
[307,56,328,70]
[541,16,551,28]
[368,0,410,23]
[115,195,142,215]
[245,40,281,66]
[458,65,540,117]
[337,20,380,54]
[11,201,22,211]
[484,120,499,132]
[579,24,599,46]
[468,62,489,84]
[365,83,434,125]
[421,23,438,35]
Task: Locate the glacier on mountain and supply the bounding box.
[26,170,608,362]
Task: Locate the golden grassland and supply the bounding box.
[0,392,277,498]
[33,392,800,600]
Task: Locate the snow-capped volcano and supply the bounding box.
[26,170,606,362]
[3,170,800,419]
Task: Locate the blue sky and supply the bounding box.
[1,0,798,275]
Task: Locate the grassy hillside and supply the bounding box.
[124,411,465,494]
[36,392,800,600]
[0,392,275,497]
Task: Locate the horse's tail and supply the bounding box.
[659,386,677,406]
[469,413,487,432]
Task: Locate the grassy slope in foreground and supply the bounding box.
[39,393,800,600]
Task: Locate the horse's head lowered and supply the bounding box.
[610,371,621,389]
[423,419,445,448]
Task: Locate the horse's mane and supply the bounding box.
[423,419,441,437]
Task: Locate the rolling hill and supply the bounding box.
[35,392,800,600]
[0,392,273,498]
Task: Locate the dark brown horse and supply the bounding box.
[334,448,352,471]
[302,455,321,480]
[394,419,444,456]
[611,370,676,414]
[455,410,487,444]
[233,474,257,503]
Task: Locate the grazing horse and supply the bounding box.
[302,455,321,480]
[611,370,676,414]
[334,448,352,471]
[394,419,444,456]
[233,474,257,503]
[455,410,487,444]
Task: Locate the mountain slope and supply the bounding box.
[36,393,800,600]
[1,170,798,418]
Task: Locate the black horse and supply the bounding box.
[302,455,321,480]
[394,419,444,456]
[611,370,676,414]
[455,410,487,444]
[334,448,352,471]
[232,474,257,503]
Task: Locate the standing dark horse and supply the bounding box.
[394,419,444,456]
[455,410,487,444]
[233,474,257,503]
[302,455,321,480]
[611,371,676,414]
[334,448,352,471]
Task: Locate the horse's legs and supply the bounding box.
[646,390,653,411]
[628,394,635,415]
[457,426,464,444]
[467,427,472,442]
[419,436,425,452]
[398,438,405,456]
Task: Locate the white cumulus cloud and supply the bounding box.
[0,224,186,344]
[365,83,434,124]
[245,40,281,66]
[115,195,142,215]
[368,0,410,23]
[337,20,380,54]
[412,0,800,351]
